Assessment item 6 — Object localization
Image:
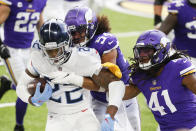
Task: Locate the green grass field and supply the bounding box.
[0,8,158,131]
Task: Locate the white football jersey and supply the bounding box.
[27,47,102,114]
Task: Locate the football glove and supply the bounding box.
[31,82,52,106]
[102,62,122,79]
[50,71,83,87]
[101,114,115,131]
[0,44,10,59]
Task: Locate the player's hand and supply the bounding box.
[51,71,83,87]
[101,114,115,131]
[0,44,10,59]
[31,82,52,106]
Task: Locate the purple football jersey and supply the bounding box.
[89,33,130,102]
[168,0,196,57]
[132,58,196,130]
[2,0,47,48]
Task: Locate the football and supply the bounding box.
[27,78,47,96]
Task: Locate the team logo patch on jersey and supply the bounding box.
[17,2,23,8]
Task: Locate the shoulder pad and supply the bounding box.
[171,58,196,77]
[168,0,185,14]
[94,33,118,54]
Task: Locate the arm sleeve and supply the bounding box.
[108,81,125,108]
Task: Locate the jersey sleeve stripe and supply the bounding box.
[0,0,12,5]
[180,65,196,76]
[168,10,178,14]
[181,69,196,77]
[103,44,118,54]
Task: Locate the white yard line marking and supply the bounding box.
[0,102,15,108]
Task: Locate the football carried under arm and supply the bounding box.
[16,69,52,106]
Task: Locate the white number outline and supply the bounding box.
[185,20,196,39]
[14,12,40,32]
[148,90,177,116]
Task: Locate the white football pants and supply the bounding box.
[45,108,100,131]
[4,47,30,84]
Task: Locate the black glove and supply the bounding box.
[0,44,10,59]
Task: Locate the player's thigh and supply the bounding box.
[123,98,141,131]
[92,98,107,122]
[6,47,30,82]
[45,113,74,131]
[77,109,100,131]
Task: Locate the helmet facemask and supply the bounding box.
[40,41,71,65]
[134,45,156,70]
[134,30,171,70]
[68,24,88,47]
[65,6,98,47]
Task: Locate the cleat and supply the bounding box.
[0,75,11,100]
[14,125,24,131]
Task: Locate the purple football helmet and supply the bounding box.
[133,30,171,70]
[64,6,98,47]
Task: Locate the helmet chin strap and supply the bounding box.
[139,60,152,70]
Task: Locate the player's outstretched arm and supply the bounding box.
[123,84,141,100]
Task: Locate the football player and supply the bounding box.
[158,0,196,65]
[64,6,140,131]
[16,19,127,131]
[154,0,168,27]
[0,0,47,130]
[124,29,196,130]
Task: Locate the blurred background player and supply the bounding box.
[154,0,168,27]
[124,29,196,131]
[158,0,196,65]
[0,0,47,130]
[65,6,141,131]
